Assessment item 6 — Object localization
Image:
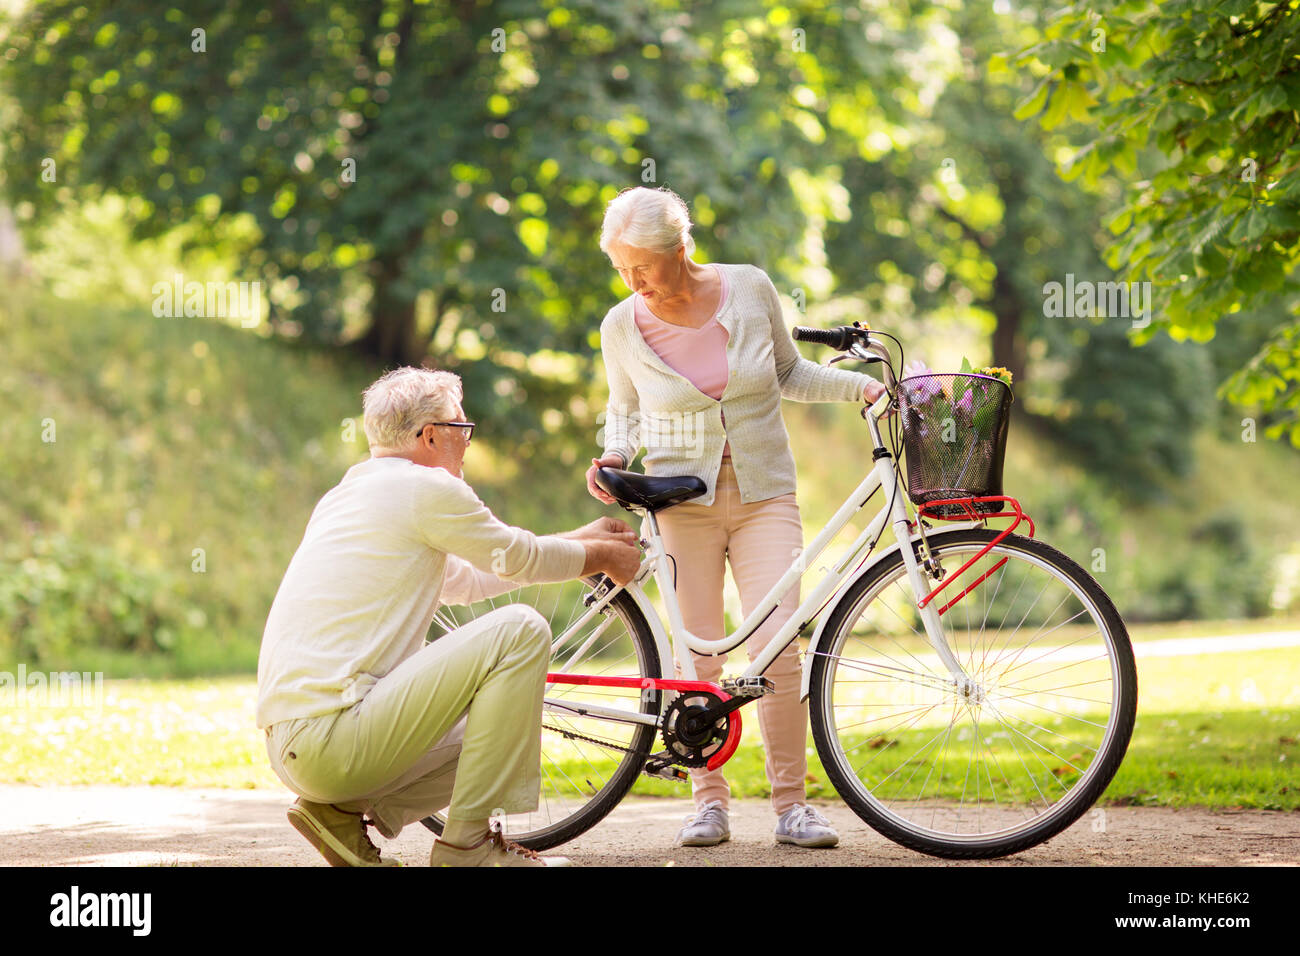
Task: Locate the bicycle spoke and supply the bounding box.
[814,532,1135,855]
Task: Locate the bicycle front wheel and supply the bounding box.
[420,577,662,850]
[810,529,1136,859]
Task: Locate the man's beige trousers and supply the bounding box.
[265,604,550,837]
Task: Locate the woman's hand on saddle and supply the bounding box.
[585,454,625,505]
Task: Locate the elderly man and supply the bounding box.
[257,367,641,867]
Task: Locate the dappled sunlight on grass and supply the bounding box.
[0,676,279,788]
[0,642,1291,812]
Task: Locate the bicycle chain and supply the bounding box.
[541,723,638,755]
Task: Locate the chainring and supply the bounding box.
[661,691,732,768]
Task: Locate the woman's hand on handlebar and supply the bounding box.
[863,379,896,418]
[863,380,887,404]
[585,454,625,505]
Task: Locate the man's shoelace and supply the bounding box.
[359,818,384,862]
[489,823,542,861]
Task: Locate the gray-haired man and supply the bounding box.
[257,367,640,867]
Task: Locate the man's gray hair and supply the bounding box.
[362,366,463,453]
[599,186,696,257]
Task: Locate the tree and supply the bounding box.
[1012,0,1300,445]
[813,0,1215,492]
[1,0,943,460]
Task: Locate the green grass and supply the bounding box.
[2,637,1295,810]
[0,676,277,788]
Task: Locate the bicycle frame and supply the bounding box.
[544,339,1003,732]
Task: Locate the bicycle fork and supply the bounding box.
[880,461,983,700]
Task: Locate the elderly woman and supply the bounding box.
[584,186,887,848]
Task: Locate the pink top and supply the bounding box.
[634,265,731,457]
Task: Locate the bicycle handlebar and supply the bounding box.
[793,322,898,398]
[792,325,856,350]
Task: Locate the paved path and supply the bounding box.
[1,785,1296,867]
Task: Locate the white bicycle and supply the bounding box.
[423,323,1137,859]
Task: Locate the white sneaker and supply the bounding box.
[676,800,730,847]
[774,804,839,848]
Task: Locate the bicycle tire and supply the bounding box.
[810,528,1136,859]
[420,577,661,850]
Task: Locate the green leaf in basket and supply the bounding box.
[954,376,973,402]
[973,399,997,437]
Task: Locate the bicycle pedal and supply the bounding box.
[643,754,689,781]
[720,676,775,698]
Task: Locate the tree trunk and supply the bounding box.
[359,257,421,366]
[990,265,1028,387]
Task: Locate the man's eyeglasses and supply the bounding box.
[417,421,475,442]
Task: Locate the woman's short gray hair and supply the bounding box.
[362,366,463,453]
[599,186,695,257]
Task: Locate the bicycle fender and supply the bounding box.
[798,521,984,701]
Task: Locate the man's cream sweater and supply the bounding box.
[600,263,878,506]
[256,456,585,728]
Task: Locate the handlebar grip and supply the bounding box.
[793,326,851,350]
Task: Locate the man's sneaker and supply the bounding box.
[286,798,400,867]
[774,803,839,848]
[428,822,573,867]
[676,800,730,847]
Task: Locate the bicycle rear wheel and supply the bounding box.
[810,529,1136,859]
[420,577,661,850]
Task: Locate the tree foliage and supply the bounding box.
[817,0,1214,492]
[1014,0,1300,445]
[1,0,950,458]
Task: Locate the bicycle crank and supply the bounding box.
[660,691,735,768]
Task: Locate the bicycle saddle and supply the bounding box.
[594,468,707,512]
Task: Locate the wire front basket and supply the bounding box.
[897,373,1013,518]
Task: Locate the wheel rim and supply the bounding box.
[426,580,656,842]
[817,538,1129,846]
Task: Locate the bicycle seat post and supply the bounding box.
[638,507,700,682]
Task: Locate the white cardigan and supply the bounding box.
[600,263,877,506]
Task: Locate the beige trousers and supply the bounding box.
[264,603,550,836]
[655,460,807,815]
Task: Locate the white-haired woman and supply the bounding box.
[584,186,887,848]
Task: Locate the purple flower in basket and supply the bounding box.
[902,359,943,401]
[955,388,974,416]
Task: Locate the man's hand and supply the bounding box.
[579,536,642,586]
[561,516,638,545]
[585,454,625,505]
